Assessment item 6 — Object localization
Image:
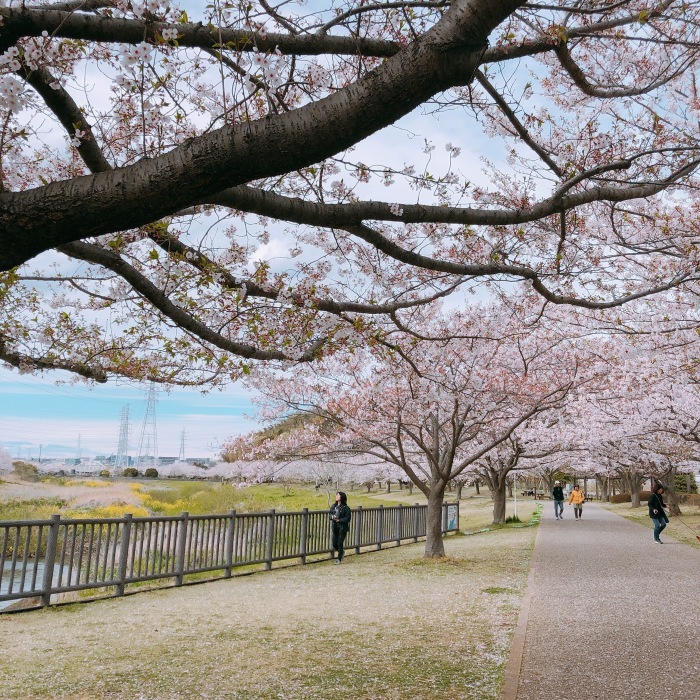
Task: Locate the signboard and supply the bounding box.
[446,504,459,531]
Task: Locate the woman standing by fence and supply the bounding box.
[329,492,351,564]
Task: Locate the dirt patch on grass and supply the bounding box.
[0,526,536,700]
[0,475,144,510]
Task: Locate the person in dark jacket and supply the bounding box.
[329,491,351,564]
[648,483,669,544]
[552,480,565,520]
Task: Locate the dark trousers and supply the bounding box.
[332,526,348,560]
[652,517,667,541]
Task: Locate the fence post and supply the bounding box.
[376,505,383,550]
[265,510,275,570]
[175,512,189,586]
[299,508,308,565]
[40,514,60,607]
[115,513,132,597]
[224,510,236,578]
[413,504,420,542]
[396,504,402,546]
[354,506,362,554]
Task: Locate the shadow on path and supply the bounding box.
[510,503,700,700]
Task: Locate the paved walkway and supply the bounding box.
[510,502,700,700]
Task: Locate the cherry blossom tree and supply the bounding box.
[563,335,700,509]
[2,1,700,383]
[232,303,603,556]
[474,421,565,524]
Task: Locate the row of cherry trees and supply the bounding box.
[221,297,700,557]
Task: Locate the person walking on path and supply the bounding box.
[569,484,585,520]
[329,491,351,564]
[648,483,669,544]
[552,480,565,519]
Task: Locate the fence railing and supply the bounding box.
[0,502,459,611]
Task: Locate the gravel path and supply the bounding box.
[515,503,700,700]
[0,527,535,700]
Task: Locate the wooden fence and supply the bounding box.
[0,502,459,611]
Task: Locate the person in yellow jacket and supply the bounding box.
[569,484,585,519]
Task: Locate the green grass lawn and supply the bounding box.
[0,477,539,534]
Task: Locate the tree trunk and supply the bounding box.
[596,475,609,502]
[424,485,447,558]
[620,472,630,493]
[492,480,507,525]
[474,479,480,495]
[386,480,391,493]
[408,481,413,494]
[507,479,513,498]
[629,472,643,508]
[456,482,463,500]
[663,466,682,516]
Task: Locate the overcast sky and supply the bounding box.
[0,20,511,462]
[0,366,257,460]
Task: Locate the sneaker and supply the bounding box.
[655,539,663,544]
[333,559,342,564]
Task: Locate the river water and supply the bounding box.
[0,561,78,611]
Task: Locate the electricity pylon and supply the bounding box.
[178,428,186,462]
[136,383,158,470]
[114,405,130,470]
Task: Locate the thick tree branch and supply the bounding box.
[555,42,690,98]
[208,155,700,229]
[1,0,525,270]
[0,332,109,382]
[58,241,325,362]
[23,66,113,174]
[146,226,464,315]
[0,7,400,57]
[474,69,563,177]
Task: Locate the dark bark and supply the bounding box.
[492,484,507,525]
[424,484,448,558]
[629,472,644,508]
[0,7,400,57]
[1,0,525,270]
[662,466,682,516]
